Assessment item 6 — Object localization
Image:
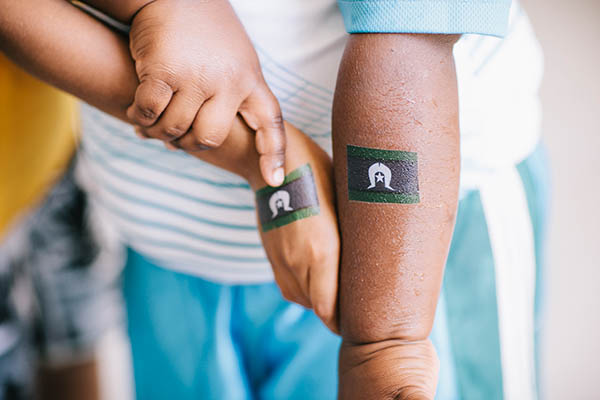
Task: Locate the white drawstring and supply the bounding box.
[479,165,538,400]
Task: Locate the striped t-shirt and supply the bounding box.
[77,0,542,283]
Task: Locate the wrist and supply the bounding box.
[341,322,432,346]
[339,338,439,400]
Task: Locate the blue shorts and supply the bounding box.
[122,253,340,400]
[122,146,549,400]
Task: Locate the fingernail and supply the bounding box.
[193,143,211,151]
[273,168,284,185]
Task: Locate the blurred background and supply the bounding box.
[525,0,600,398]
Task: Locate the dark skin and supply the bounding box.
[0,0,340,331]
[84,0,288,187]
[334,34,460,399]
[0,1,461,397]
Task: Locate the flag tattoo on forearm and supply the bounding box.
[347,145,420,204]
[255,164,320,232]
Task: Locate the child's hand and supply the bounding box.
[250,123,340,333]
[128,0,286,186]
[339,339,439,400]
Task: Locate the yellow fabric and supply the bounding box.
[0,54,78,237]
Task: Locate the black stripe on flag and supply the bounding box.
[255,164,320,232]
[347,145,420,204]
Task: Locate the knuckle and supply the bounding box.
[138,78,173,107]
[268,111,284,131]
[261,92,283,125]
[148,76,173,94]
[270,142,286,158]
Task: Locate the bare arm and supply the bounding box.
[0,0,248,175]
[0,0,139,120]
[0,0,340,329]
[333,33,460,399]
[79,0,288,187]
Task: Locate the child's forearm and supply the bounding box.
[1,0,340,331]
[335,33,460,343]
[333,33,460,397]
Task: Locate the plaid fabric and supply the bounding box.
[0,159,124,398]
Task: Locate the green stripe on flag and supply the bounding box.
[347,145,417,161]
[348,190,420,204]
[261,206,320,232]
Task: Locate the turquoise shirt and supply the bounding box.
[337,0,511,36]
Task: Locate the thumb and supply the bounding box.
[239,84,286,187]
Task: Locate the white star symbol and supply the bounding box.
[375,172,384,183]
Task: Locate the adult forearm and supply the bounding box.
[0,0,136,120]
[334,33,460,345]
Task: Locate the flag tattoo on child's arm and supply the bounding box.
[255,164,320,232]
[347,145,420,204]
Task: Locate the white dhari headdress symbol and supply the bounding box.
[269,190,293,218]
[367,162,394,191]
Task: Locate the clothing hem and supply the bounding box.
[338,0,511,37]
